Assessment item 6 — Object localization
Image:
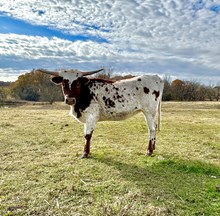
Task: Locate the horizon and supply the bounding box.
[0,69,219,88]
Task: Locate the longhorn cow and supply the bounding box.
[36,68,164,158]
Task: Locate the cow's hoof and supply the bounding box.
[146,151,154,156]
[81,153,89,159]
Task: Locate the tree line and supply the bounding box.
[0,70,63,104]
[0,70,219,102]
[162,76,219,101]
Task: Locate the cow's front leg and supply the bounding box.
[82,132,93,158]
[81,115,98,158]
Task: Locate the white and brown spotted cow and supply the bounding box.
[36,68,164,158]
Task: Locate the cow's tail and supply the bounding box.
[157,97,162,131]
[157,78,164,132]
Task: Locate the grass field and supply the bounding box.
[0,101,220,215]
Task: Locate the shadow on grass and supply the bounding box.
[92,153,220,214]
[157,159,220,176]
[93,153,220,181]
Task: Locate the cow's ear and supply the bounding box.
[51,76,63,85]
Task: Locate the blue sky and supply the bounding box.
[0,0,220,85]
[0,12,107,42]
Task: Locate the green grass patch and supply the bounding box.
[0,102,219,215]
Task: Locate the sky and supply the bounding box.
[0,0,220,85]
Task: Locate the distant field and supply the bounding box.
[0,102,219,215]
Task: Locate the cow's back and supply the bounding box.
[88,75,164,121]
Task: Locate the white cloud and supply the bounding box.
[0,68,28,82]
[0,0,220,84]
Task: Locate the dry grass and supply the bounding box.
[0,101,219,215]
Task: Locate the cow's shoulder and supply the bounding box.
[74,79,94,118]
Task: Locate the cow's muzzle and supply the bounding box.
[65,97,76,105]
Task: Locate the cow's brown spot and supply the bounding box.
[143,87,149,94]
[136,87,139,90]
[103,97,115,108]
[71,78,94,118]
[91,91,97,100]
[107,98,115,108]
[117,94,126,103]
[152,90,160,101]
[68,78,117,119]
[105,87,108,92]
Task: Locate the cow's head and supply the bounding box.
[35,68,103,105]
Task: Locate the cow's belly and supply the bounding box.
[69,102,143,123]
[99,108,141,121]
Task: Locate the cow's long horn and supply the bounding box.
[34,69,59,76]
[82,68,104,76]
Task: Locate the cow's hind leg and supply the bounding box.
[144,113,156,156]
